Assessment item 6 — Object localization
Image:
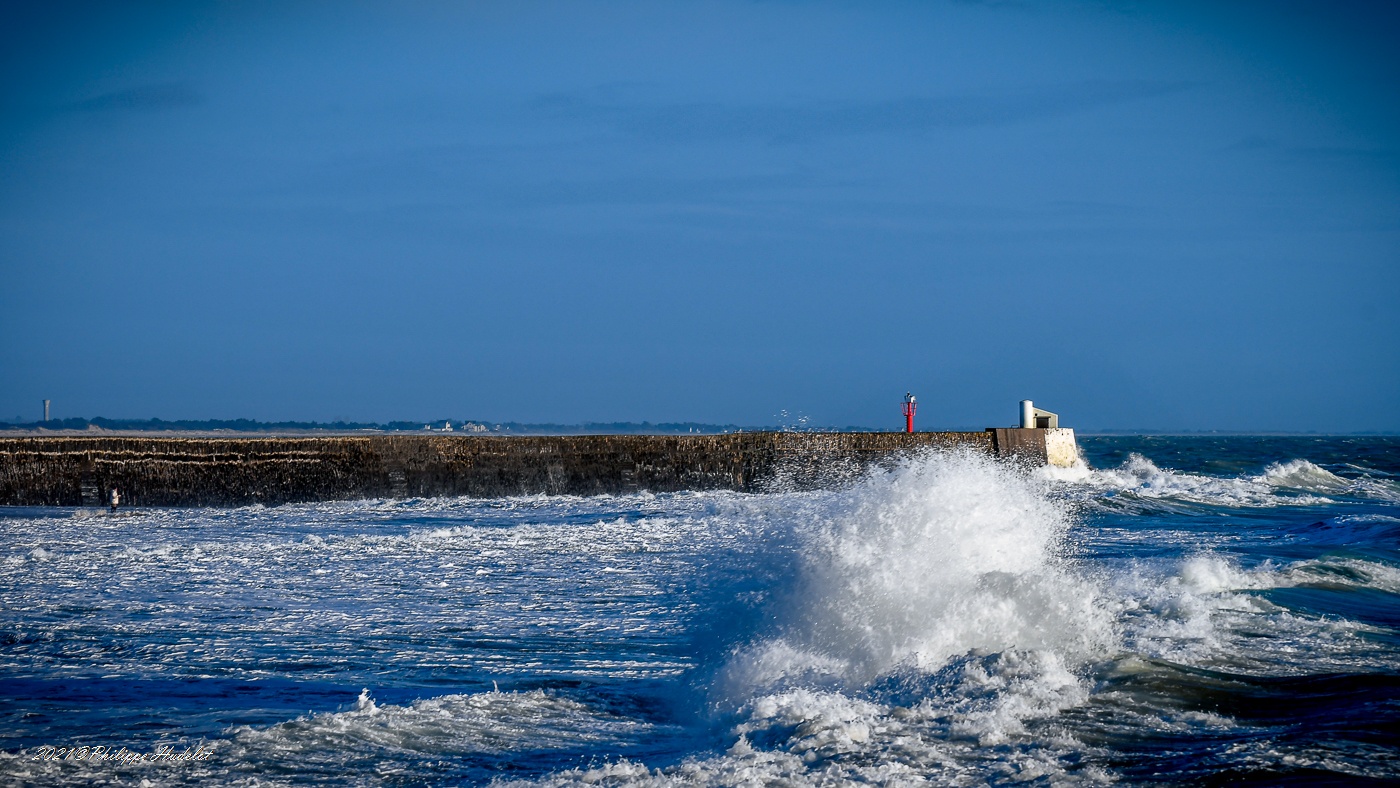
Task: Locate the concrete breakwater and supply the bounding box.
[0,430,1068,507]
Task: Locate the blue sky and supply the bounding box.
[2,1,1397,431]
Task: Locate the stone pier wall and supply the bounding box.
[0,431,998,507]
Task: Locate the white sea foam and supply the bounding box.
[1260,459,1350,492]
[1105,552,1397,673]
[514,657,1112,786]
[1058,453,1340,509]
[720,449,1113,697]
[1284,556,1400,594]
[229,688,656,758]
[1108,555,1274,662]
[635,450,1122,785]
[1058,453,1400,511]
[1265,459,1400,501]
[516,649,1112,786]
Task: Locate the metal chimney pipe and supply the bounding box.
[1020,399,1035,429]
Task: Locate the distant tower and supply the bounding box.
[43,400,50,422]
[902,392,916,433]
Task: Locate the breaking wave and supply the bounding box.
[1048,453,1400,510]
[601,450,1123,784]
[719,449,1113,696]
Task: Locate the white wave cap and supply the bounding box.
[230,688,657,758]
[1056,453,1344,509]
[721,448,1115,694]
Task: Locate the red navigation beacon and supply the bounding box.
[902,392,917,433]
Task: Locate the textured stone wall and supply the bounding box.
[0,432,995,507]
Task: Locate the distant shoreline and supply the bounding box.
[0,417,758,437]
[3,427,1396,438]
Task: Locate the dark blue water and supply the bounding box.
[1,436,1397,784]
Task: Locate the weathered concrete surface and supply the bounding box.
[987,428,1080,467]
[1043,429,1079,467]
[0,432,996,507]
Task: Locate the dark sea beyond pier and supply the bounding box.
[1,436,1398,785]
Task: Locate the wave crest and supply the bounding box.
[718,449,1114,701]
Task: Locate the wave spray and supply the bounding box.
[721,448,1114,698]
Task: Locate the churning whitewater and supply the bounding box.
[2,437,1398,784]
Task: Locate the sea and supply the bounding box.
[1,436,1398,786]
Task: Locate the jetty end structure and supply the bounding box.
[0,403,1076,508]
